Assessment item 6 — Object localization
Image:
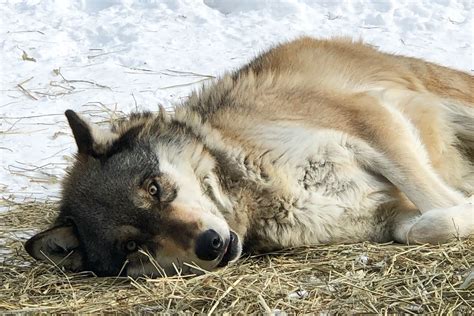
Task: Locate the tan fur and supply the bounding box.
[26,37,474,277]
[174,37,473,246]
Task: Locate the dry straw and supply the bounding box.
[0,201,472,314]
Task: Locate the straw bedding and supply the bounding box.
[0,201,472,314]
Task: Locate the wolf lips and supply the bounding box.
[218,231,239,267]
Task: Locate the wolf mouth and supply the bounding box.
[217,231,239,267]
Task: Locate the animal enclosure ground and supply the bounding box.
[0,202,472,314]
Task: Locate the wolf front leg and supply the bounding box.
[391,197,473,244]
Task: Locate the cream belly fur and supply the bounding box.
[236,125,397,246]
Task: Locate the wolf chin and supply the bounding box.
[26,37,474,277]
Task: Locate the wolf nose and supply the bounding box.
[195,229,225,261]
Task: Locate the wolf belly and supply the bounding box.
[240,124,398,249]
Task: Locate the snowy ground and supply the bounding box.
[0,0,472,206]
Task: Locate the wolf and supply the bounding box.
[25,37,473,277]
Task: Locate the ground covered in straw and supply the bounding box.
[0,201,472,314]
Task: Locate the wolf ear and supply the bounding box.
[65,110,94,155]
[65,109,118,157]
[25,225,84,272]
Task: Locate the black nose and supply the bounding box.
[195,229,225,261]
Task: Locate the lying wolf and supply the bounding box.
[26,37,473,277]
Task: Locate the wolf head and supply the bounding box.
[25,110,241,277]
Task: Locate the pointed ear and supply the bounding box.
[65,110,118,157]
[65,109,94,155]
[25,225,84,272]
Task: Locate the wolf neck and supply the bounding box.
[172,92,263,239]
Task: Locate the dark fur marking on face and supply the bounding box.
[102,125,144,161]
[159,180,178,205]
[64,207,162,277]
[161,213,200,250]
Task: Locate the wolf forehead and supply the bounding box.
[65,109,200,156]
[62,109,197,197]
[59,111,175,220]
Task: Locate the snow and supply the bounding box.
[0,0,472,205]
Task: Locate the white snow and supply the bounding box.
[0,0,472,205]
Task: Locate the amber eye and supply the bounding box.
[125,240,138,253]
[147,182,160,197]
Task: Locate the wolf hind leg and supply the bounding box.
[348,92,467,213]
[351,93,473,243]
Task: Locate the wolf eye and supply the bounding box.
[147,182,160,197]
[125,240,138,253]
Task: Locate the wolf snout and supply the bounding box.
[194,229,226,261]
